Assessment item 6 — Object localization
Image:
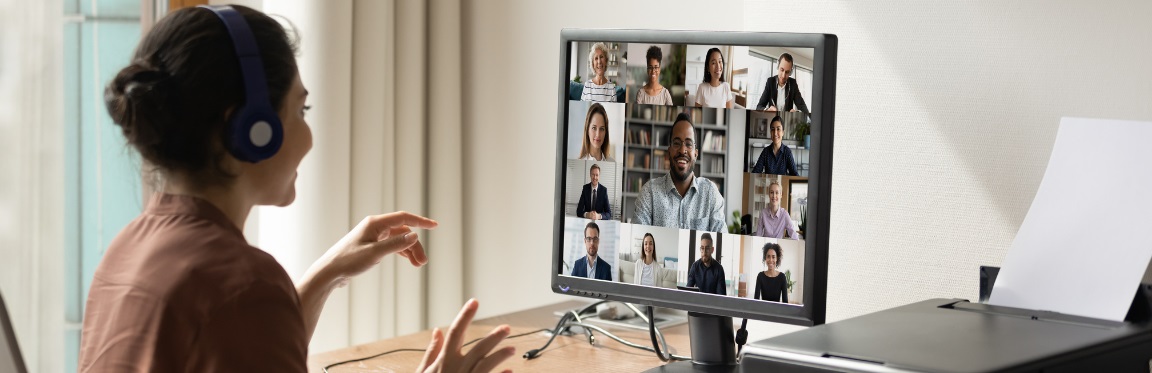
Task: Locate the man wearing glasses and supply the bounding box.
[634,113,726,232]
[755,52,809,114]
[571,222,613,281]
[687,233,726,295]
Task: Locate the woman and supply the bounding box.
[636,46,673,105]
[694,47,734,109]
[756,181,798,239]
[751,115,798,175]
[577,102,614,161]
[581,42,616,102]
[633,233,660,286]
[754,242,789,303]
[78,6,512,372]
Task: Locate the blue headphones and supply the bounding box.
[198,5,283,163]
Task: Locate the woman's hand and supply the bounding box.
[309,211,439,287]
[418,299,515,373]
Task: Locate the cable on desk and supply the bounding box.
[322,328,551,372]
[645,305,676,362]
[522,300,607,359]
[563,321,690,361]
[522,301,690,362]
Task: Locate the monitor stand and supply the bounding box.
[644,311,738,373]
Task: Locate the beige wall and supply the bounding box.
[461,0,1152,342]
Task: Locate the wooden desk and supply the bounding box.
[309,301,691,372]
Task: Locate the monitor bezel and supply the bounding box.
[552,29,836,326]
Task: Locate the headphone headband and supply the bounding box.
[196,5,283,163]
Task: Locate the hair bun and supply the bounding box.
[105,63,174,153]
[123,69,170,98]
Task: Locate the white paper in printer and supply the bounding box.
[988,117,1152,322]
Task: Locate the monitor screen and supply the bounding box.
[552,30,836,326]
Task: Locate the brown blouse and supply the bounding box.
[79,194,307,372]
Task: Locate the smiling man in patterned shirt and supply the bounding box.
[634,113,726,232]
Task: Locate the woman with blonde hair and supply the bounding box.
[578,102,614,161]
[581,42,616,102]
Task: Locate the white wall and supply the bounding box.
[741,0,1152,338]
[463,0,1152,343]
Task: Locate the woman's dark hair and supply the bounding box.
[770,115,784,129]
[641,233,656,262]
[762,242,782,266]
[104,5,298,183]
[645,46,663,65]
[702,47,725,83]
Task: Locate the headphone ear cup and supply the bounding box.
[228,107,283,163]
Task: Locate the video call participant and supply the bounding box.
[694,47,734,109]
[756,181,798,239]
[687,233,726,295]
[751,115,798,176]
[79,6,512,372]
[634,113,726,232]
[754,242,788,303]
[755,52,809,113]
[633,233,660,286]
[636,46,674,105]
[581,42,616,102]
[571,222,612,281]
[576,164,612,220]
[578,102,614,162]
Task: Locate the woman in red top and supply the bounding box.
[79,5,512,372]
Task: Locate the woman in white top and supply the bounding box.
[578,102,614,161]
[636,45,673,105]
[633,233,661,286]
[581,42,616,102]
[694,47,734,109]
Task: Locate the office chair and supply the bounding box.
[1,291,29,373]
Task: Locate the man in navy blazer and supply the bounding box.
[755,53,809,114]
[576,164,612,220]
[571,221,613,281]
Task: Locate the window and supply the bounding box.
[63,0,143,370]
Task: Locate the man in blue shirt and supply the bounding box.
[571,221,612,281]
[634,113,726,231]
[686,233,726,295]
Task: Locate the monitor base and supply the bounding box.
[643,360,738,373]
[644,311,738,373]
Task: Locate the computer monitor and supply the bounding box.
[551,29,836,334]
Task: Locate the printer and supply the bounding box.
[740,274,1152,372]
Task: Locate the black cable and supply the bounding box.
[647,306,673,362]
[522,300,607,359]
[735,318,749,361]
[322,328,550,372]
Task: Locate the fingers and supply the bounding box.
[470,346,516,373]
[367,230,420,258]
[366,211,438,233]
[417,327,444,373]
[402,240,429,266]
[462,325,511,370]
[445,299,480,353]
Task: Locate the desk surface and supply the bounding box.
[308,301,691,372]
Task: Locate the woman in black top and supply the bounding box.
[754,242,788,303]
